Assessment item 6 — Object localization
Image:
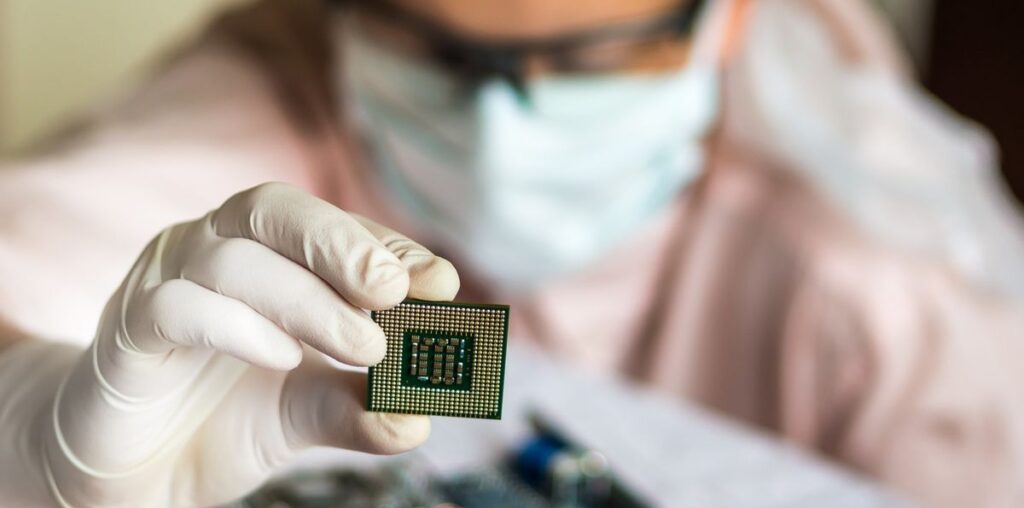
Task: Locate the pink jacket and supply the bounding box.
[1,0,1022,506]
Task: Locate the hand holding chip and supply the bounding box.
[24,182,460,506]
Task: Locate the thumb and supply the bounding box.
[280,358,431,455]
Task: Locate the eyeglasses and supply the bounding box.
[341,0,709,97]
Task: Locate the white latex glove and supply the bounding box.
[0,182,459,507]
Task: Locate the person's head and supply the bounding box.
[335,0,737,290]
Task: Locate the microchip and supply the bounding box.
[368,299,510,420]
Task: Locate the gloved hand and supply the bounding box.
[0,182,459,507]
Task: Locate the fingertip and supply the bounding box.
[356,330,388,367]
[356,413,431,455]
[362,259,410,310]
[347,242,409,310]
[337,321,388,367]
[272,339,304,370]
[408,256,460,301]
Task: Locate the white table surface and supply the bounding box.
[288,343,917,508]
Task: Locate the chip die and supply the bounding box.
[369,299,510,419]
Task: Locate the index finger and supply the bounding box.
[212,182,409,310]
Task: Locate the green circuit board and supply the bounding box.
[368,299,510,419]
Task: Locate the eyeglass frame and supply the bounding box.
[336,0,710,99]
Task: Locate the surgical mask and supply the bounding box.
[337,18,721,290]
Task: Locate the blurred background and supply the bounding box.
[0,0,1021,202]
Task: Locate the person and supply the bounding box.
[0,0,1021,506]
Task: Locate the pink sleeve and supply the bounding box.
[0,38,317,345]
[780,247,1024,507]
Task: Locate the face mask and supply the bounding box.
[337,18,721,290]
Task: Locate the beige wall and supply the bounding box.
[0,0,250,154]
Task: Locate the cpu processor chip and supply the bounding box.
[369,299,510,419]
